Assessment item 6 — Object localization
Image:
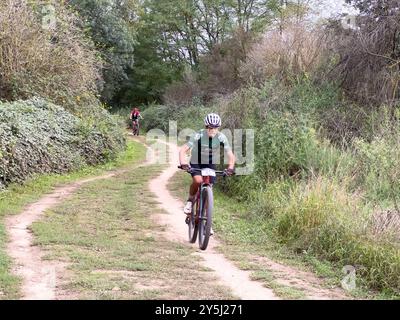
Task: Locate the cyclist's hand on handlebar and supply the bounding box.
[224,168,235,176]
[180,164,191,171]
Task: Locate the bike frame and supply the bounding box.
[179,166,228,250]
[195,175,212,221]
[132,119,139,135]
[185,167,225,212]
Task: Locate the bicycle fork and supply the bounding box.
[198,184,209,223]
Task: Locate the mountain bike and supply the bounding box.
[178,166,231,250]
[132,119,139,136]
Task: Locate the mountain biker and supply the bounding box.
[179,113,235,231]
[130,107,143,127]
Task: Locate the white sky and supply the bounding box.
[308,0,359,20]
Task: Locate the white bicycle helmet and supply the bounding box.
[204,113,221,128]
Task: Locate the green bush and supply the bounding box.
[0,98,125,189]
[256,112,319,179]
[354,134,400,206]
[175,105,214,132]
[288,80,340,115]
[218,86,261,130]
[140,104,214,134]
[140,105,171,133]
[249,178,292,219]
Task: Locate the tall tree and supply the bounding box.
[67,0,139,104]
[114,15,184,105]
[332,0,400,106]
[139,0,281,67]
[61,0,306,105]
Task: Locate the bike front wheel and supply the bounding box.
[198,185,213,250]
[188,199,198,243]
[136,122,140,135]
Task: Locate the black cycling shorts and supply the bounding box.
[190,163,216,184]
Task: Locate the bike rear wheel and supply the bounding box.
[132,121,139,135]
[198,185,213,250]
[188,198,198,243]
[136,122,140,135]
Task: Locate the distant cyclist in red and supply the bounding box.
[129,107,143,135]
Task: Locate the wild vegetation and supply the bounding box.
[0,1,126,187]
[134,0,400,295]
[0,1,101,112]
[0,98,124,189]
[1,0,399,297]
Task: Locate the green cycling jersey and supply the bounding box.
[186,129,231,165]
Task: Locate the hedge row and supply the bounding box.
[0,98,125,189]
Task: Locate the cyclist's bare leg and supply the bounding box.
[184,176,202,215]
[189,176,203,200]
[132,120,138,134]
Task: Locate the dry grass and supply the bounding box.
[0,1,101,111]
[240,22,328,85]
[162,69,202,106]
[329,5,400,107]
[368,210,400,242]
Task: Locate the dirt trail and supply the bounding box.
[5,137,347,300]
[148,140,278,300]
[5,173,120,300]
[5,136,154,300]
[4,135,154,300]
[4,136,156,300]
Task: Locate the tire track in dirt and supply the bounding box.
[5,173,122,299]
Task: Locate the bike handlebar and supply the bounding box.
[178,165,233,176]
